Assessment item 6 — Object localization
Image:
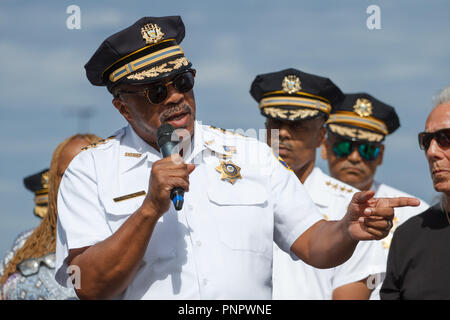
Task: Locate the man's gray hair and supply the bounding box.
[432,85,450,108]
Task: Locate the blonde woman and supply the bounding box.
[0,133,100,300]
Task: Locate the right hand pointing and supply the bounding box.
[144,154,196,217]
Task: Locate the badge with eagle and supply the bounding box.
[141,23,165,44]
[282,75,301,94]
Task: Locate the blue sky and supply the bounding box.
[0,0,449,258]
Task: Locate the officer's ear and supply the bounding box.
[321,133,332,160]
[321,140,329,160]
[315,115,327,148]
[317,126,327,148]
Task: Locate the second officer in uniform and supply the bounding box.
[250,68,385,299]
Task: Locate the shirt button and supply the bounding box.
[196,240,202,247]
[202,279,208,286]
[187,204,194,211]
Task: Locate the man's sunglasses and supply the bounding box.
[418,128,450,151]
[332,140,381,161]
[118,69,196,104]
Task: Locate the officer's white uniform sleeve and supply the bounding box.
[55,151,111,287]
[332,238,385,290]
[270,154,323,258]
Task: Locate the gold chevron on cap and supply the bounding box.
[110,45,185,83]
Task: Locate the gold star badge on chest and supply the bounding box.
[215,160,242,184]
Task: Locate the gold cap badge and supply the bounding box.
[353,98,373,117]
[215,161,242,184]
[282,75,301,94]
[141,23,165,44]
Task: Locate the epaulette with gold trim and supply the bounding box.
[208,126,248,138]
[324,180,354,194]
[81,135,116,151]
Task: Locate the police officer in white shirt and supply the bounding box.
[321,93,430,299]
[250,69,385,299]
[55,16,419,300]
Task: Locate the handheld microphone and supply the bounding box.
[156,123,184,211]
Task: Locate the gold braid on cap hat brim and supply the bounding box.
[259,95,331,114]
[326,111,388,135]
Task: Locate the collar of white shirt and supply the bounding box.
[304,167,332,208]
[120,121,207,173]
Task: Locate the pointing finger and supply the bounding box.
[375,197,420,208]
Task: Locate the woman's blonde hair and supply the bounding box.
[1,133,101,285]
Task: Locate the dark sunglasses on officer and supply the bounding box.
[332,139,382,161]
[117,69,196,104]
[418,128,450,151]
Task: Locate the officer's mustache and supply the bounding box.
[340,163,366,173]
[160,103,193,123]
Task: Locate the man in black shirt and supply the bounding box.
[381,86,450,299]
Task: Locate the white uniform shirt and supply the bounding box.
[370,181,430,300]
[55,121,323,299]
[273,167,386,300]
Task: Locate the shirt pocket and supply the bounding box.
[206,178,272,255]
[101,192,176,264]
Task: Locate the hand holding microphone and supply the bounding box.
[144,124,195,216]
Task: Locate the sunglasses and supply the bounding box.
[418,128,450,151]
[332,140,381,161]
[17,252,56,277]
[118,69,196,104]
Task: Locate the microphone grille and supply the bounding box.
[157,123,175,148]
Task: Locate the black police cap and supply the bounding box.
[326,93,400,143]
[250,68,343,121]
[23,168,49,219]
[85,16,192,92]
[23,169,49,194]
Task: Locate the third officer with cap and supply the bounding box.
[321,93,430,299]
[251,69,386,300]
